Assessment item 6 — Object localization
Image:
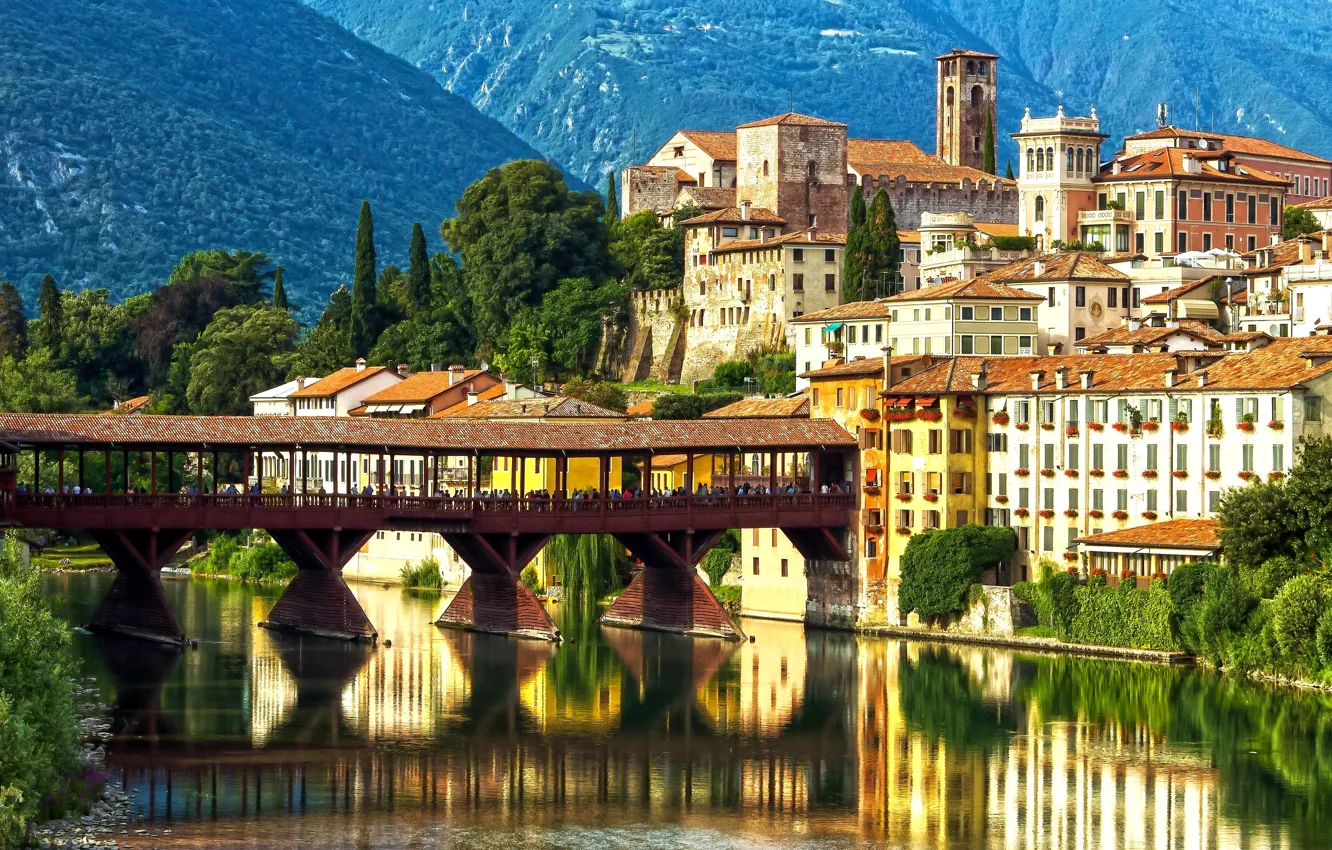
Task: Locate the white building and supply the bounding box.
[249,376,321,417]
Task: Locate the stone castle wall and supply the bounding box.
[614,288,686,383]
[853,174,1017,231]
[622,166,682,220]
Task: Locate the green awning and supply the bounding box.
[823,322,844,333]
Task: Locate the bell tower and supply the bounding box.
[936,48,998,171]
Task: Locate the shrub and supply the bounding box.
[652,392,744,420]
[520,564,541,593]
[399,557,442,589]
[1271,574,1327,667]
[701,529,740,587]
[559,378,628,412]
[1316,607,1332,670]
[1063,579,1178,650]
[1187,567,1253,663]
[899,526,1016,620]
[232,542,297,583]
[1248,555,1300,599]
[1168,561,1213,629]
[989,235,1037,251]
[202,533,240,575]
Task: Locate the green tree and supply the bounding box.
[319,284,353,334]
[982,112,997,175]
[1216,477,1296,569]
[609,211,684,291]
[493,309,547,385]
[167,249,274,302]
[843,189,869,301]
[291,320,356,378]
[652,392,743,420]
[1283,206,1323,240]
[442,160,609,353]
[0,349,84,413]
[131,276,240,386]
[545,533,625,604]
[34,274,63,353]
[561,377,628,411]
[54,289,141,403]
[1284,436,1332,553]
[185,306,299,414]
[271,267,289,310]
[866,188,901,295]
[541,276,627,376]
[606,171,619,219]
[350,200,378,356]
[369,254,475,371]
[406,222,430,311]
[898,526,1016,621]
[1005,160,1015,180]
[0,282,26,360]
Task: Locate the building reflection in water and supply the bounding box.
[71,575,1319,849]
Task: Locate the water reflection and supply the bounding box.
[44,573,1332,848]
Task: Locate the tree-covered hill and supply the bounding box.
[302,0,1332,186]
[0,0,545,308]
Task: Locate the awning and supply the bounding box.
[1178,299,1220,320]
[884,396,909,407]
[823,322,844,333]
[915,396,938,406]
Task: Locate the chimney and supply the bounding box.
[1054,366,1068,390]
[1111,159,1122,175]
[466,391,480,406]
[294,375,304,389]
[397,363,411,377]
[881,345,894,390]
[1323,231,1330,256]
[740,200,751,221]
[430,363,442,372]
[447,363,466,387]
[759,230,768,244]
[969,363,987,390]
[1079,369,1094,389]
[355,357,367,373]
[1029,370,1045,391]
[1164,367,1177,388]
[1032,260,1045,277]
[1196,371,1208,387]
[806,227,817,241]
[1271,233,1280,247]
[1299,239,1314,264]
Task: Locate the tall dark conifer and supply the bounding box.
[843,189,869,301]
[406,222,430,310]
[36,273,62,352]
[1005,160,1015,180]
[349,200,377,355]
[0,281,28,360]
[271,267,289,309]
[864,188,900,298]
[606,171,619,219]
[982,113,997,175]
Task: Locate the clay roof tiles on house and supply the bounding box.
[431,395,625,420]
[0,413,857,453]
[710,230,846,253]
[1076,320,1226,349]
[881,278,1044,303]
[800,355,941,380]
[703,396,810,418]
[736,112,846,129]
[1075,518,1220,551]
[1242,234,1324,275]
[103,396,150,416]
[936,48,999,60]
[678,186,736,210]
[790,301,893,323]
[1296,197,1332,211]
[983,252,1130,283]
[1141,276,1229,305]
[676,130,739,161]
[290,366,395,398]
[974,222,1020,238]
[1187,336,1332,390]
[846,138,938,167]
[360,370,490,404]
[625,400,657,418]
[897,230,922,244]
[1097,147,1288,187]
[1126,126,1332,165]
[681,206,786,226]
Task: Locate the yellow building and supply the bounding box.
[636,453,715,492]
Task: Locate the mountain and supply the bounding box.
[0,0,544,310]
[301,0,1332,186]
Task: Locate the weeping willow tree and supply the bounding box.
[546,533,626,604]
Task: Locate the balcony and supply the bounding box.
[1077,208,1134,225]
[1284,262,1332,283]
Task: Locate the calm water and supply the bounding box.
[42,572,1332,850]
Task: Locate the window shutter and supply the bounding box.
[1168,398,1178,422]
[1235,398,1243,419]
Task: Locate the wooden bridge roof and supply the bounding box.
[0,413,855,454]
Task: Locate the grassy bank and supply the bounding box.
[32,542,113,572]
[191,533,296,584]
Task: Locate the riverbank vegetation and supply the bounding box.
[0,532,85,848]
[195,533,296,583]
[400,557,443,590]
[546,534,630,605]
[899,525,1015,621]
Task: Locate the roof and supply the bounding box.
[936,48,999,60]
[790,300,892,323]
[639,453,691,469]
[431,396,625,420]
[1097,147,1288,187]
[1076,320,1225,350]
[678,186,735,210]
[703,396,810,418]
[897,230,922,244]
[882,278,1044,303]
[681,206,785,226]
[250,378,322,402]
[1141,276,1227,305]
[1126,126,1332,165]
[799,356,941,380]
[291,366,394,398]
[0,414,857,454]
[1075,518,1220,551]
[710,230,846,253]
[1243,234,1324,275]
[634,165,697,183]
[847,139,938,167]
[625,400,656,418]
[736,112,846,130]
[974,222,1019,238]
[1296,197,1332,211]
[676,130,738,161]
[359,370,491,404]
[104,396,150,416]
[1188,336,1332,390]
[984,252,1129,283]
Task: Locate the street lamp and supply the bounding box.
[530,357,541,392]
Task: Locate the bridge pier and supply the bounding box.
[86,529,194,645]
[260,529,378,641]
[435,532,558,641]
[603,530,745,641]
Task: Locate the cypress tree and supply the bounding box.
[36,273,62,352]
[271,267,289,310]
[865,188,900,298]
[349,200,378,355]
[0,281,28,360]
[606,171,619,219]
[1005,159,1015,180]
[843,189,869,301]
[406,222,430,310]
[982,112,997,175]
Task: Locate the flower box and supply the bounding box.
[1171,420,1189,433]
[916,409,943,422]
[1112,422,1128,433]
[1237,421,1256,433]
[1268,471,1285,482]
[1113,469,1129,479]
[884,410,915,423]
[1142,420,1160,432]
[1038,509,1055,519]
[1150,571,1168,583]
[1120,569,1138,582]
[860,408,880,422]
[1171,470,1188,480]
[923,493,939,502]
[1141,510,1158,520]
[953,407,976,419]
[991,411,1010,426]
[1268,420,1284,431]
[1112,510,1129,521]
[1142,469,1159,479]
[1066,425,1080,437]
[1066,566,1079,575]
[1088,509,1104,519]
[1087,422,1105,432]
[895,526,912,536]
[1014,467,1031,477]
[862,485,882,495]
[1064,509,1079,518]
[896,492,914,501]
[1089,468,1105,478]
[1041,422,1056,431]
[1015,422,1031,431]
[1237,470,1255,481]
[995,495,1009,504]
[1064,468,1079,478]
[1040,468,1056,478]
[1014,508,1031,518]
[1204,470,1222,480]
[1063,551,1079,562]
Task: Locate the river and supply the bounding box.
[42,572,1332,850]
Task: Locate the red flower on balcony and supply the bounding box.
[1142,420,1160,432]
[1088,509,1104,519]
[1141,510,1158,520]
[995,494,1009,504]
[1066,425,1080,437]
[1040,468,1056,478]
[1015,422,1031,431]
[1113,469,1129,479]
[1172,470,1188,480]
[1064,468,1079,478]
[1089,468,1105,477]
[1041,422,1056,431]
[991,411,1010,426]
[1268,420,1285,431]
[1170,420,1189,433]
[1120,569,1138,581]
[1151,571,1168,583]
[1237,470,1255,481]
[1268,471,1285,482]
[1142,469,1159,479]
[1112,510,1129,521]
[1014,467,1031,477]
[1064,551,1079,562]
[1038,509,1056,519]
[1087,422,1105,432]
[1204,470,1222,480]
[953,407,976,419]
[884,409,915,423]
[860,408,880,422]
[1237,420,1256,433]
[916,409,943,422]
[1064,509,1078,518]
[1112,422,1128,433]
[923,492,939,502]
[1066,566,1079,575]
[895,526,912,536]
[896,491,914,501]
[1014,508,1031,518]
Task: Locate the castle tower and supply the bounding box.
[936,49,998,171]
[735,113,849,233]
[1012,105,1108,249]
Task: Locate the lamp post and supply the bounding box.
[530,357,541,392]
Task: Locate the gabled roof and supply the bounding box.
[792,301,892,323]
[847,138,937,167]
[974,222,1019,238]
[1076,320,1225,350]
[678,186,735,210]
[1188,336,1332,390]
[103,396,150,416]
[625,400,656,418]
[984,252,1129,283]
[431,395,624,420]
[1076,518,1220,551]
[1141,276,1228,305]
[897,230,922,244]
[703,395,810,418]
[1243,233,1325,274]
[1097,147,1288,187]
[360,370,492,404]
[677,130,738,161]
[1297,197,1332,211]
[800,355,941,379]
[290,366,395,398]
[884,354,1189,395]
[936,47,999,60]
[737,112,846,129]
[710,230,846,253]
[681,206,785,226]
[1126,126,1332,165]
[633,165,696,183]
[882,278,1044,303]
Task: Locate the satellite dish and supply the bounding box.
[1089,301,1104,319]
[480,361,490,372]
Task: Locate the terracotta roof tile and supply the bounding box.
[703,396,810,418]
[1096,147,1288,187]
[897,230,922,244]
[677,130,738,161]
[291,366,395,398]
[625,400,656,418]
[853,161,1013,185]
[710,230,846,253]
[1076,518,1220,551]
[737,112,846,129]
[882,278,1044,303]
[984,252,1129,283]
[1126,126,1331,165]
[103,396,150,416]
[682,206,785,226]
[1077,320,1225,349]
[360,370,492,404]
[1296,197,1332,211]
[1141,276,1226,305]
[431,396,624,420]
[800,355,940,379]
[0,413,856,453]
[974,222,1020,238]
[1186,336,1332,390]
[791,301,893,323]
[677,186,735,210]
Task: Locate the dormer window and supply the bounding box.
[673,146,685,158]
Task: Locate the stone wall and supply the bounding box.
[805,554,859,629]
[736,123,848,233]
[614,288,685,383]
[622,166,683,220]
[852,174,1017,231]
[900,586,1034,636]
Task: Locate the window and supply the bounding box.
[1019,487,1030,509]
[1154,232,1164,254]
[892,429,914,454]
[1048,287,1056,308]
[782,557,791,576]
[1018,443,1030,469]
[835,388,843,408]
[1108,287,1118,308]
[722,227,738,237]
[1271,198,1280,226]
[1117,489,1128,511]
[1202,192,1212,221]
[1305,395,1322,422]
[1154,190,1165,219]
[990,306,1003,321]
[1043,443,1055,469]
[1135,191,1146,220]
[1178,232,1188,254]
[1146,489,1158,512]
[1225,193,1235,223]
[793,248,804,262]
[1042,487,1054,510]
[1117,444,1129,472]
[1068,487,1079,510]
[1093,489,1104,511]
[928,429,942,454]
[1177,190,1188,221]
[1092,443,1104,470]
[1175,490,1188,514]
[825,273,836,292]
[950,472,972,495]
[1209,491,1221,513]
[753,557,760,575]
[1068,443,1079,470]
[811,388,819,406]
[1241,444,1254,473]
[1202,233,1212,251]
[949,429,973,454]
[1208,444,1221,473]
[1273,444,1284,473]
[924,510,941,530]
[793,273,804,292]
[1042,526,1054,553]
[1019,307,1033,321]
[896,471,914,495]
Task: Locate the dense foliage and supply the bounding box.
[198,534,297,583]
[545,534,629,604]
[898,526,1016,620]
[400,557,443,590]
[652,392,744,420]
[701,529,741,587]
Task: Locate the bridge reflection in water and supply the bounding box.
[51,574,1324,849]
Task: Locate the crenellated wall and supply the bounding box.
[851,174,1017,230]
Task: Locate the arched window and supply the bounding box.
[971,85,983,108]
[1027,147,1035,173]
[1076,148,1084,174]
[1046,147,1055,172]
[763,160,769,177]
[1035,195,1046,221]
[808,160,817,179]
[1066,146,1074,173]
[946,86,955,107]
[1086,147,1096,172]
[1036,148,1044,172]
[966,60,976,75]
